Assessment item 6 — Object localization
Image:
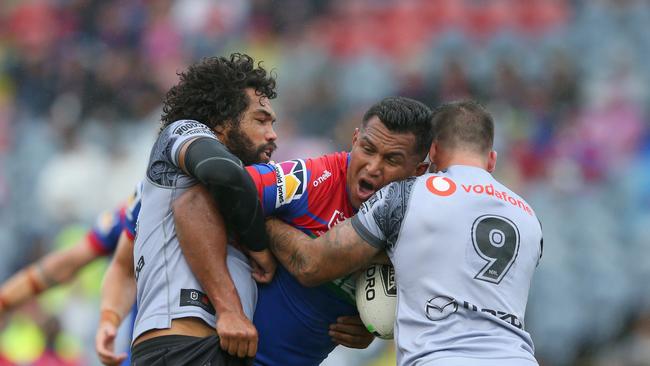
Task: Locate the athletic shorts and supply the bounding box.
[131,335,253,366]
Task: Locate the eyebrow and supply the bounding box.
[360,136,406,159]
[360,136,377,149]
[254,108,276,122]
[384,151,406,160]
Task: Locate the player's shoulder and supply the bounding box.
[92,206,124,233]
[266,151,346,189]
[361,177,418,214]
[126,182,143,218]
[451,167,537,218]
[88,201,128,254]
[271,158,309,206]
[163,119,216,138]
[304,151,348,187]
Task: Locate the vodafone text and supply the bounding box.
[461,184,533,216]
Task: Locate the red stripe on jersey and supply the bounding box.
[85,231,110,256]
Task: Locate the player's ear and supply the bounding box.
[415,162,429,176]
[351,128,360,146]
[487,150,497,172]
[213,123,228,141]
[428,143,437,162]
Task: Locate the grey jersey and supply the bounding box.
[132,120,257,341]
[352,165,542,366]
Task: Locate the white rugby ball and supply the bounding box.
[355,264,397,339]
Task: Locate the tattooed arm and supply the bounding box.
[265,218,380,287]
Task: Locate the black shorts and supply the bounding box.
[131,335,253,366]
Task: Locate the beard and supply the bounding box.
[226,126,277,165]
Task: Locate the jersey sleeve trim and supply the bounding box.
[86,231,110,256]
[351,215,386,249]
[169,121,218,167]
[124,227,135,241]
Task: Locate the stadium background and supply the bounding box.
[1,0,649,365]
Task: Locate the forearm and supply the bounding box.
[100,238,136,322]
[265,219,321,285]
[174,186,246,318]
[183,241,244,316]
[40,245,89,285]
[0,264,46,311]
[0,242,95,312]
[267,219,379,286]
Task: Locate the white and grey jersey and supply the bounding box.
[132,120,257,342]
[352,165,542,366]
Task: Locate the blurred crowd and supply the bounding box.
[0,0,649,365]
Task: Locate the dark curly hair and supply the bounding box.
[362,96,434,160]
[160,53,277,130]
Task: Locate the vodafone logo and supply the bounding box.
[426,176,457,196]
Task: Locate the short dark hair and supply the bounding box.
[362,97,433,159]
[431,100,494,154]
[160,53,277,130]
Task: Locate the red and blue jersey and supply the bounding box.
[247,152,359,366]
[123,182,142,241]
[248,151,355,238]
[86,206,128,255]
[87,182,142,252]
[86,186,140,366]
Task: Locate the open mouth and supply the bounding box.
[357,178,377,201]
[261,147,274,161]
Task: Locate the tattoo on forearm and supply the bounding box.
[269,227,310,274]
[269,220,366,280]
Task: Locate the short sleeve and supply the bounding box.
[124,182,143,240]
[246,159,308,216]
[148,120,217,187]
[166,120,217,167]
[351,177,417,250]
[87,206,126,255]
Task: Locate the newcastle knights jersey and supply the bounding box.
[247,152,359,366]
[86,204,128,255]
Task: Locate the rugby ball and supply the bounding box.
[355,264,397,339]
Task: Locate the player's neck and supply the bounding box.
[435,152,488,172]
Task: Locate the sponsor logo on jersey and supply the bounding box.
[426,176,457,196]
[461,300,523,329]
[424,296,523,329]
[172,121,215,137]
[460,184,533,215]
[274,160,306,208]
[327,209,346,229]
[426,175,533,216]
[312,169,332,187]
[425,296,458,321]
[180,289,215,315]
